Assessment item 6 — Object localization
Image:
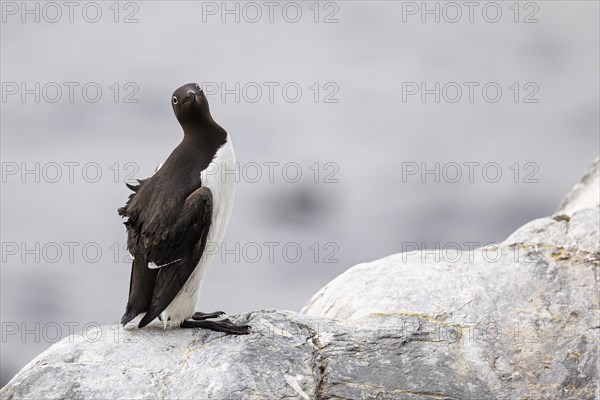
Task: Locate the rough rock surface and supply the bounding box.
[2,158,598,400]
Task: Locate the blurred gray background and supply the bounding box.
[1,0,598,387]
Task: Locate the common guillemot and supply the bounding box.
[118,83,249,334]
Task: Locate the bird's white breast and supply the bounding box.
[160,135,237,328]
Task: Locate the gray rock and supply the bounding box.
[2,158,598,400]
[0,311,323,400]
[300,209,598,398]
[301,157,599,399]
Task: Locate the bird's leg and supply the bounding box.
[181,318,250,335]
[191,311,225,320]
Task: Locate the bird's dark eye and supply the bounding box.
[172,96,178,104]
[195,84,202,91]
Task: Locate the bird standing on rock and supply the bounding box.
[118,83,249,334]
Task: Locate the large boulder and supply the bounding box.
[1,158,598,400]
[301,158,599,399]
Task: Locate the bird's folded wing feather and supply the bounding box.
[119,184,213,328]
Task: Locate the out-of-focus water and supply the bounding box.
[1,1,598,387]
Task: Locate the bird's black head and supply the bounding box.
[171,83,212,130]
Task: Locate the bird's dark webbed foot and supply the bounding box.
[181,316,251,335]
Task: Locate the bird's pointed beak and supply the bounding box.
[185,91,196,104]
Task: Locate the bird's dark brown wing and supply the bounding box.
[120,185,213,327]
[137,186,213,327]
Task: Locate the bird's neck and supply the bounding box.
[182,123,227,150]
